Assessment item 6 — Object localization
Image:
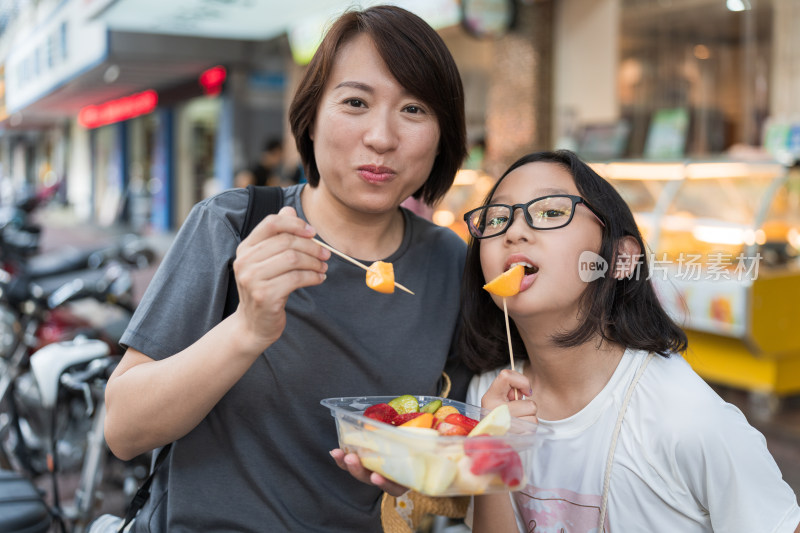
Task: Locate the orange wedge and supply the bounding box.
[399,412,434,429]
[483,264,524,297]
[366,261,395,294]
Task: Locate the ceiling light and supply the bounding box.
[103,64,120,84]
[694,45,710,60]
[726,0,751,12]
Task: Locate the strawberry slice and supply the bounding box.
[436,421,470,436]
[464,436,524,486]
[364,403,399,424]
[469,451,512,474]
[444,413,479,432]
[499,452,523,487]
[463,436,508,455]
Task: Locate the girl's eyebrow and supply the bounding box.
[537,187,570,196]
[493,187,571,203]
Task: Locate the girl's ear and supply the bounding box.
[613,236,642,280]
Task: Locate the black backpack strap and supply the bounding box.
[117,443,172,532]
[222,185,284,319]
[118,187,284,532]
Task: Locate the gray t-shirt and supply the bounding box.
[121,185,468,532]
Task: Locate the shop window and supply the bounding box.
[619,0,773,156]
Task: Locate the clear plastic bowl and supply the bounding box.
[321,395,546,497]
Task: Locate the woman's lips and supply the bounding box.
[358,165,396,183]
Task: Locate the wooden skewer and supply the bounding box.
[502,297,519,400]
[312,238,415,295]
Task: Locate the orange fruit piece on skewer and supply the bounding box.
[311,238,414,295]
[366,261,395,294]
[483,264,524,297]
[482,264,525,400]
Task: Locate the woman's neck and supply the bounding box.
[517,322,625,421]
[300,184,405,261]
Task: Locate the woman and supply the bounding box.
[104,6,468,532]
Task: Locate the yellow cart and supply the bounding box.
[592,159,800,420]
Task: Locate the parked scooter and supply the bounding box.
[0,260,151,532]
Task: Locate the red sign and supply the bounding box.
[199,65,226,95]
[78,89,158,129]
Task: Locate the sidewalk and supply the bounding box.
[33,204,175,304]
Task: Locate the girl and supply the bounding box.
[459,150,800,532]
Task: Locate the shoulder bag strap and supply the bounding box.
[597,351,655,532]
[117,443,172,532]
[222,186,284,319]
[118,186,285,532]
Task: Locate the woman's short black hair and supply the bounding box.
[288,5,467,205]
[458,150,688,374]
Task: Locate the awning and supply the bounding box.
[0,0,460,129]
[94,0,461,64]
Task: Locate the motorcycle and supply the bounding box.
[0,260,151,532]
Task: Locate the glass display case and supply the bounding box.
[592,159,800,418]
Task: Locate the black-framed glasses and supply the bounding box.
[463,194,606,239]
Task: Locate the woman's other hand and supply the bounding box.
[329,449,409,497]
[232,206,330,349]
[481,369,538,424]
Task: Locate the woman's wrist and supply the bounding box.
[225,310,278,360]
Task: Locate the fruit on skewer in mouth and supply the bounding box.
[482,264,525,399]
[482,264,524,297]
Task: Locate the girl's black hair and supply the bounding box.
[458,150,688,374]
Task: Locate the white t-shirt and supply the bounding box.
[466,349,800,533]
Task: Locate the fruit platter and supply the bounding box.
[321,395,544,497]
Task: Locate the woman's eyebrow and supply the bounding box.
[334,81,373,92]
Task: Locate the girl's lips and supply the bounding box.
[503,253,539,293]
[519,271,537,292]
[358,165,396,183]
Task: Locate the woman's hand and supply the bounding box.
[329,449,409,497]
[231,206,330,350]
[481,369,538,424]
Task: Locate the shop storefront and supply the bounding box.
[551,0,799,163]
[1,0,287,232]
[174,95,221,224]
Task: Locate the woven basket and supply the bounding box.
[380,372,469,532]
[381,492,469,533]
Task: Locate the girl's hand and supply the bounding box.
[231,206,330,350]
[329,449,409,497]
[481,369,538,424]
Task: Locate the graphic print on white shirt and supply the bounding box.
[513,486,610,532]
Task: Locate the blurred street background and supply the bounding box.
[0,0,799,530]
